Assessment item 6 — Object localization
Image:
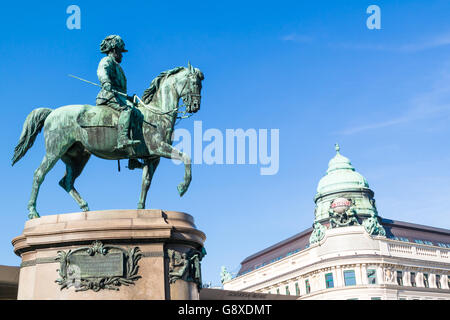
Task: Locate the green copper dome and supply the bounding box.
[316,144,369,195]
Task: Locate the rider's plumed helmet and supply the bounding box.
[100,35,128,53]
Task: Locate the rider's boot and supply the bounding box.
[128,159,144,170]
[117,108,140,149]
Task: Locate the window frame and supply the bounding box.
[423,273,429,288]
[343,270,357,286]
[397,270,403,286]
[367,268,377,285]
[295,282,300,296]
[410,272,416,287]
[325,272,334,289]
[305,279,311,294]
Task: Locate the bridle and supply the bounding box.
[135,72,200,122]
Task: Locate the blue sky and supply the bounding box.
[1,0,450,286]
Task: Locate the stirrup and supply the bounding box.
[117,139,141,149]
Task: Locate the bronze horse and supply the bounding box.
[12,63,204,219]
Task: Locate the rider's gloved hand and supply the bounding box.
[127,94,136,103]
[103,82,112,91]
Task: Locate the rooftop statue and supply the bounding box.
[12,35,204,219]
[220,266,233,284]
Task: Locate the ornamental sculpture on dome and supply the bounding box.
[335,143,340,153]
[328,198,359,228]
[362,211,386,236]
[309,221,327,244]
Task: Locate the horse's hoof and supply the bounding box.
[81,205,90,212]
[137,204,145,209]
[28,211,40,220]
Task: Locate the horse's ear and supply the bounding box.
[188,61,193,73]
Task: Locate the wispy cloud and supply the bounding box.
[397,33,450,52]
[338,117,411,135]
[281,33,312,43]
[332,33,450,53]
[338,106,450,135]
[337,65,450,135]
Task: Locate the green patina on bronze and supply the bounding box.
[363,212,386,236]
[95,35,140,150]
[309,221,327,244]
[12,35,204,219]
[167,247,206,289]
[55,241,142,292]
[220,266,233,284]
[328,204,359,228]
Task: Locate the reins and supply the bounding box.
[134,78,194,124]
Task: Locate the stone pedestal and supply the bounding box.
[11,209,206,300]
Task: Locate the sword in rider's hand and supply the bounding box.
[69,74,187,117]
[68,74,138,105]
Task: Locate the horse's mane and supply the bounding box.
[142,66,185,104]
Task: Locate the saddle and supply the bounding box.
[77,105,119,128]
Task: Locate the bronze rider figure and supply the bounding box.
[96,35,141,150]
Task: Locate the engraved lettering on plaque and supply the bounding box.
[68,253,124,278]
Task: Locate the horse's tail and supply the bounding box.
[12,108,53,166]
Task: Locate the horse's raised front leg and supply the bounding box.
[137,158,160,209]
[154,142,192,197]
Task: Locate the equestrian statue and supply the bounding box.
[12,35,204,219]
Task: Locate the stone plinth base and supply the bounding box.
[12,209,206,300]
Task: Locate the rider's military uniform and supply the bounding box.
[96,55,128,110]
[96,35,140,149]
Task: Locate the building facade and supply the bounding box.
[223,145,450,300]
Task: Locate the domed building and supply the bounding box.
[223,145,450,300]
[309,144,386,245]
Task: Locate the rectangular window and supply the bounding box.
[436,275,441,289]
[367,269,377,284]
[276,288,280,294]
[295,282,300,296]
[305,279,311,294]
[411,272,416,287]
[285,285,290,295]
[397,271,403,286]
[325,273,334,288]
[344,270,356,286]
[423,273,429,288]
[371,297,381,300]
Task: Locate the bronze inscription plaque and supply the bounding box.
[55,241,142,291]
[68,253,124,278]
